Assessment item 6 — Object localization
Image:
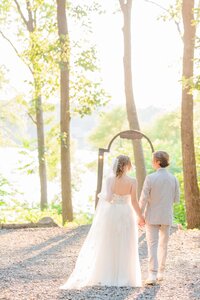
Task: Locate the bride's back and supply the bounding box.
[109,175,136,196]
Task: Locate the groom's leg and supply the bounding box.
[146,224,159,277]
[158,225,170,274]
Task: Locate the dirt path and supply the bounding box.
[0,225,199,300]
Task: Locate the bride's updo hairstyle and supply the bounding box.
[153,151,169,168]
[115,155,131,178]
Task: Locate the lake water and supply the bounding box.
[0,147,97,213]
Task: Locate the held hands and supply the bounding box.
[138,215,145,227]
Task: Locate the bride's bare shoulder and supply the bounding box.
[106,175,115,183]
[126,175,136,184]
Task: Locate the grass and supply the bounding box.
[0,198,186,228]
[0,203,93,227]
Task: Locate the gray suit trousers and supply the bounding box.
[146,224,170,275]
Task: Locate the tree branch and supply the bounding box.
[119,0,125,12]
[174,21,183,41]
[119,0,133,14]
[0,31,33,74]
[144,0,183,42]
[144,0,168,12]
[13,0,28,27]
[0,30,21,57]
[26,1,34,32]
[34,9,37,28]
[27,112,37,125]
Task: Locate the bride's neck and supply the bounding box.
[117,172,127,179]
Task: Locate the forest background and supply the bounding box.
[0,0,199,228]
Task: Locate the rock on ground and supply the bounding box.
[0,225,199,300]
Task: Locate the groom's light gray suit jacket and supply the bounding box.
[139,168,180,225]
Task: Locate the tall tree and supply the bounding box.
[181,0,200,228]
[56,0,73,223]
[0,0,51,209]
[119,0,146,195]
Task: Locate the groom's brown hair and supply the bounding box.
[153,151,169,168]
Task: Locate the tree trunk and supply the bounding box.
[11,0,48,210]
[120,0,146,195]
[27,5,48,210]
[35,94,48,210]
[56,0,73,223]
[181,0,200,229]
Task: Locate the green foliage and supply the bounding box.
[144,110,182,174]
[0,0,110,138]
[173,173,186,227]
[68,1,105,29]
[0,0,59,100]
[0,174,20,206]
[75,47,99,72]
[174,200,186,227]
[71,46,110,116]
[0,0,12,18]
[194,101,200,185]
[17,148,38,175]
[73,211,93,225]
[145,110,181,143]
[0,65,8,88]
[0,207,62,226]
[0,201,93,226]
[0,175,10,205]
[144,110,186,226]
[157,0,182,25]
[71,74,110,116]
[88,106,128,149]
[67,2,110,117]
[45,124,60,180]
[0,97,27,146]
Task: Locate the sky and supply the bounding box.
[0,0,183,111]
[92,0,183,110]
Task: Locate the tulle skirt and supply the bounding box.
[60,196,142,289]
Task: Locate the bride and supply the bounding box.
[60,155,145,289]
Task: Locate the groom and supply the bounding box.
[139,150,180,285]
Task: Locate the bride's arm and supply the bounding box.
[131,181,145,225]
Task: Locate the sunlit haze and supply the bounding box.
[0,0,183,110]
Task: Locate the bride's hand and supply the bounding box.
[138,216,145,227]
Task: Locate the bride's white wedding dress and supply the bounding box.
[60,175,142,289]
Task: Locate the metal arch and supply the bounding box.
[107,130,154,153]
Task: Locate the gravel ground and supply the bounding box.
[0,225,199,300]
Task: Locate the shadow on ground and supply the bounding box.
[0,226,89,288]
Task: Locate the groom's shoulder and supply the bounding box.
[146,172,155,180]
[147,169,176,180]
[145,171,160,182]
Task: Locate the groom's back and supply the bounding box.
[144,168,179,225]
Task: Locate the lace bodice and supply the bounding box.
[110,193,131,205]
